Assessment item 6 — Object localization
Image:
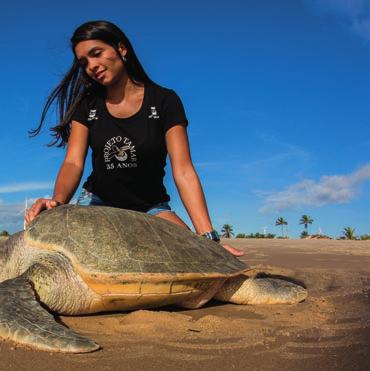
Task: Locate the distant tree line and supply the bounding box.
[220,215,370,240]
[340,227,370,240]
[236,232,276,239]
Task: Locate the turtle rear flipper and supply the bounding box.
[215,276,308,305]
[0,276,99,353]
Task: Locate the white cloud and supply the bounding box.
[308,0,366,17]
[195,147,309,172]
[0,182,53,194]
[351,17,370,41]
[259,164,370,213]
[0,193,54,233]
[241,149,307,170]
[305,0,370,42]
[194,161,225,168]
[0,202,25,233]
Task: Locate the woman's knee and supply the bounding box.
[154,211,190,230]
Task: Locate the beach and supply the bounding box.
[1,238,369,370]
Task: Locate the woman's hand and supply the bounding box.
[25,199,61,227]
[221,243,245,257]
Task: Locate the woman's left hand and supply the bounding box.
[221,243,245,257]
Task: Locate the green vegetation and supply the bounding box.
[300,230,309,239]
[342,227,356,240]
[275,217,288,238]
[221,224,234,238]
[220,220,370,241]
[0,230,10,237]
[236,233,276,239]
[299,214,313,236]
[360,234,370,240]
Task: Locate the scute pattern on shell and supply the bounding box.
[26,205,247,276]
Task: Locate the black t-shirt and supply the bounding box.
[71,83,188,212]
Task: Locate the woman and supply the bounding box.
[25,20,243,256]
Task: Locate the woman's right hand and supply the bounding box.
[25,199,61,227]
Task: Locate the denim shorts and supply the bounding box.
[76,189,173,216]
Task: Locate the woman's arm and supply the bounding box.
[165,125,211,234]
[25,121,89,225]
[165,125,244,256]
[52,122,89,204]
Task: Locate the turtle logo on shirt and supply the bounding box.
[103,136,137,170]
[88,109,99,121]
[148,106,159,119]
[112,144,131,161]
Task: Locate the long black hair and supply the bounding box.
[30,20,153,147]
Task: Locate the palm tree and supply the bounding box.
[221,224,234,238]
[299,215,313,234]
[342,227,356,240]
[300,230,309,239]
[275,217,288,237]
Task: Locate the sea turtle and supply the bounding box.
[0,205,307,353]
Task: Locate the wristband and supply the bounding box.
[202,230,220,242]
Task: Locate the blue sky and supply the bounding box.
[0,0,369,238]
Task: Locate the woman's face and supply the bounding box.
[74,40,127,86]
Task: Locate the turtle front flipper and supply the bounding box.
[214,275,308,305]
[0,276,99,353]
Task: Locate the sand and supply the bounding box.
[1,239,369,370]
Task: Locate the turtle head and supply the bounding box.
[0,236,10,281]
[0,231,25,282]
[0,235,10,262]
